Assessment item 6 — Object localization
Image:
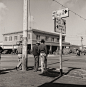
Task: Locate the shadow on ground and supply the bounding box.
[64,67,81,75]
[38,83,86,87]
[27,66,34,70]
[39,67,81,78]
[38,67,84,87]
[39,68,61,78]
[0,68,15,74]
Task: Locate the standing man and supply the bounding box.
[16,41,22,70]
[38,39,47,73]
[0,46,3,60]
[0,46,3,69]
[32,42,40,72]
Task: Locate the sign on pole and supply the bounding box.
[56,8,69,18]
[55,18,66,34]
[52,8,69,75]
[52,8,69,19]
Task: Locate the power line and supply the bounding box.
[53,0,86,21]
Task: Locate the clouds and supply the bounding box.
[52,0,86,10]
[0,2,8,41]
[0,2,8,23]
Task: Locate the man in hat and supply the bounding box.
[16,41,22,70]
[32,41,40,72]
[38,39,47,73]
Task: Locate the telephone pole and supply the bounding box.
[22,0,28,71]
[81,36,83,51]
[59,28,62,76]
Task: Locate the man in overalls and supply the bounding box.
[38,39,47,73]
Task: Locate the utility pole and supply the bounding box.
[81,36,83,51]
[22,0,28,71]
[52,8,69,76]
[59,28,62,76]
[54,18,56,32]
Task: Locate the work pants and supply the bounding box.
[34,56,39,71]
[40,53,47,73]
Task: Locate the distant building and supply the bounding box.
[2,29,70,54]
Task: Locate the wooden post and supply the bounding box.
[22,0,28,71]
[81,36,83,51]
[59,29,63,75]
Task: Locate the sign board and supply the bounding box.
[56,8,69,18]
[55,18,66,34]
[52,8,69,19]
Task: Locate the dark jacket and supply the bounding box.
[0,47,3,53]
[32,45,39,56]
[38,44,47,54]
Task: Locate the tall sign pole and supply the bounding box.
[59,29,62,75]
[81,36,83,51]
[54,18,56,32]
[52,8,69,76]
[22,0,28,71]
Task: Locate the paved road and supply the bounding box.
[0,54,86,87]
[1,54,86,70]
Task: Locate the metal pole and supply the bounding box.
[59,29,62,76]
[22,0,28,71]
[29,0,31,29]
[81,36,83,51]
[54,18,56,32]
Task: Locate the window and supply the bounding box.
[9,36,12,41]
[20,35,23,40]
[62,37,65,42]
[57,38,59,42]
[51,37,54,42]
[62,38,65,42]
[5,37,7,41]
[36,35,40,40]
[14,36,18,41]
[45,36,49,41]
[28,34,30,39]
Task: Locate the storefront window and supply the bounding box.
[45,36,49,41]
[5,37,7,41]
[9,36,12,41]
[51,37,54,42]
[36,35,40,40]
[14,36,18,41]
[20,35,23,40]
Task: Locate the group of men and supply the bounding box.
[16,39,48,73]
[33,39,48,73]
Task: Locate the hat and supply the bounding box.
[36,41,40,44]
[41,39,45,43]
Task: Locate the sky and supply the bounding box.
[0,0,86,45]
